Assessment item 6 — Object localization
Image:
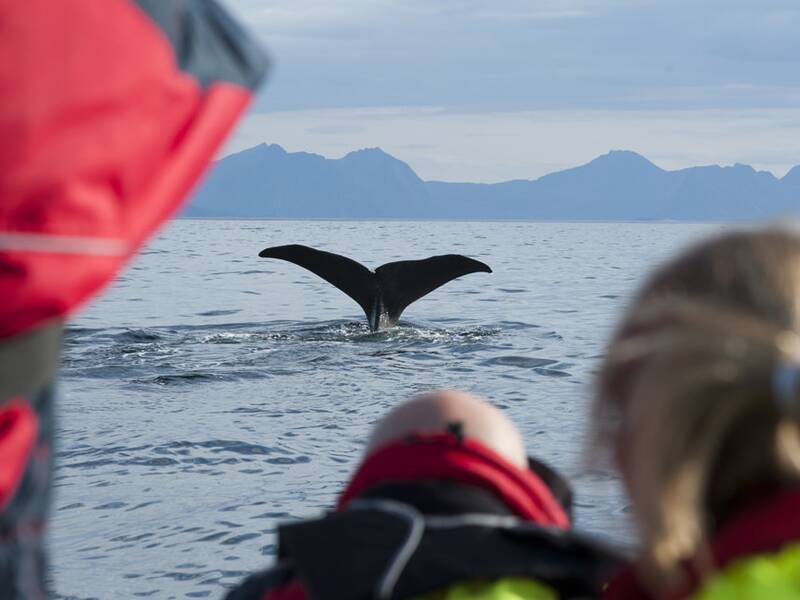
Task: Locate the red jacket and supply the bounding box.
[0,3,267,597]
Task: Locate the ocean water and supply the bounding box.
[54,220,717,599]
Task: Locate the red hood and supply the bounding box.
[0,0,267,339]
[337,432,570,529]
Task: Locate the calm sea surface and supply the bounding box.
[54,220,718,599]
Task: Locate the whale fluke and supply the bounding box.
[258,244,492,331]
[258,245,378,317]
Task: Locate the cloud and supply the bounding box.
[305,125,365,135]
[222,0,800,113]
[705,8,800,63]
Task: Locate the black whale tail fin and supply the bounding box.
[376,255,492,325]
[258,245,492,330]
[258,244,379,318]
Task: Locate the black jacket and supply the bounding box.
[225,482,622,600]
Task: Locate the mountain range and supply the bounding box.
[186,144,800,220]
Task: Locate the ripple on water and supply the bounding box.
[534,367,572,377]
[108,328,166,343]
[196,309,242,317]
[133,372,265,386]
[483,356,558,368]
[57,438,312,480]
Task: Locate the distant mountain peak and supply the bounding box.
[342,147,393,160]
[339,147,418,175]
[608,149,645,158]
[216,142,289,166]
[254,142,287,155]
[589,150,660,168]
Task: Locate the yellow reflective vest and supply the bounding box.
[690,543,800,600]
[413,577,558,600]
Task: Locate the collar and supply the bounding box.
[708,486,800,568]
[337,432,570,529]
[604,487,800,600]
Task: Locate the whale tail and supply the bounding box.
[258,244,492,331]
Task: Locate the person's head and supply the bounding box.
[367,389,528,469]
[339,389,572,528]
[592,227,800,587]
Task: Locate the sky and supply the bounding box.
[219,0,800,182]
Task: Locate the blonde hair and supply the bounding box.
[593,227,800,588]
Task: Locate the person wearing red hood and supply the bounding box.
[226,390,621,600]
[0,1,267,597]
